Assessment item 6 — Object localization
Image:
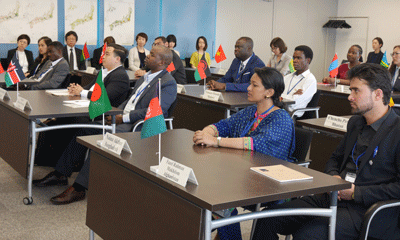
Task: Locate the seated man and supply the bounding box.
[33,45,178,205]
[30,41,69,90]
[207,37,265,92]
[253,63,400,240]
[280,45,316,118]
[62,31,86,71]
[135,36,186,85]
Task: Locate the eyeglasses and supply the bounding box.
[271,47,279,51]
[153,42,162,47]
[390,52,400,57]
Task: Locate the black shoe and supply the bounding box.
[33,171,68,187]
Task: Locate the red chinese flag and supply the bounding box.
[214,45,227,63]
[99,42,107,64]
[166,62,175,72]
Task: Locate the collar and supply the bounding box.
[145,70,163,83]
[368,107,391,131]
[51,58,63,66]
[241,53,253,67]
[67,46,75,52]
[295,69,310,78]
[104,65,122,77]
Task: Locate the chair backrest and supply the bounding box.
[167,99,178,118]
[59,73,72,89]
[293,127,313,162]
[296,89,321,121]
[185,58,191,67]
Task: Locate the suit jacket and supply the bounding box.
[84,66,129,107]
[31,58,69,90]
[325,110,400,238]
[128,46,150,72]
[116,70,177,132]
[7,48,34,72]
[391,68,400,92]
[62,46,86,70]
[170,50,186,85]
[29,60,52,79]
[217,54,265,92]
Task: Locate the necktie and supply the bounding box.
[69,48,74,71]
[239,62,244,73]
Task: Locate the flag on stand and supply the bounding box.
[166,62,175,72]
[88,69,112,119]
[328,53,339,78]
[141,96,167,139]
[380,51,389,68]
[99,42,107,64]
[389,97,395,107]
[289,59,295,73]
[215,45,227,63]
[80,42,90,61]
[194,54,211,81]
[0,62,4,74]
[4,53,25,87]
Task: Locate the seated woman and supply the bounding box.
[193,67,295,240]
[129,32,150,72]
[27,36,52,78]
[366,37,384,64]
[7,34,34,77]
[190,36,211,68]
[167,34,180,57]
[267,37,292,76]
[323,45,363,85]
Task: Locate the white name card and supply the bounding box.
[13,97,32,111]
[100,132,132,155]
[177,84,186,94]
[324,114,349,130]
[157,157,198,187]
[0,88,10,101]
[202,90,224,102]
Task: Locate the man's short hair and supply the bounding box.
[65,31,78,41]
[17,34,31,45]
[294,45,313,63]
[155,36,167,44]
[347,63,391,105]
[155,46,173,67]
[49,41,64,52]
[238,37,254,51]
[108,43,128,64]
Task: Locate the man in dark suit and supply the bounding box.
[30,41,69,90]
[62,31,86,71]
[91,36,115,70]
[253,63,400,240]
[207,37,265,92]
[135,36,186,84]
[34,45,177,205]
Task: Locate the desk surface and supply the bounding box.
[78,129,350,211]
[0,72,39,87]
[297,115,351,136]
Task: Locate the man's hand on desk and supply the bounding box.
[207,80,226,90]
[333,175,355,201]
[105,115,123,125]
[293,89,303,95]
[135,70,146,77]
[68,83,84,96]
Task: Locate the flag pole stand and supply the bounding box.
[102,113,105,139]
[203,78,206,94]
[16,82,19,97]
[334,76,337,88]
[151,78,163,174]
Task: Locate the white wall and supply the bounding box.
[215,0,338,81]
[338,0,400,64]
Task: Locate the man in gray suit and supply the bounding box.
[30,41,69,90]
[33,45,178,205]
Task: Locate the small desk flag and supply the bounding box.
[81,42,90,61]
[194,54,211,81]
[215,45,227,63]
[141,97,167,139]
[289,59,295,73]
[380,51,389,69]
[0,62,4,74]
[328,53,339,78]
[5,53,26,87]
[389,97,395,107]
[99,43,107,64]
[88,69,112,119]
[166,62,175,72]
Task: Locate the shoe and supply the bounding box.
[50,186,86,205]
[33,171,68,187]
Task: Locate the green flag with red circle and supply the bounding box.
[88,69,112,119]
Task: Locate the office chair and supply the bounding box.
[291,90,321,121]
[59,73,72,89]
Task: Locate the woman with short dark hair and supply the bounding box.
[7,34,34,76]
[129,32,150,71]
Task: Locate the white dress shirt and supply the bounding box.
[17,50,29,73]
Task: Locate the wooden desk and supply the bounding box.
[297,116,350,172]
[73,69,137,88]
[0,72,39,88]
[0,90,122,204]
[78,129,350,240]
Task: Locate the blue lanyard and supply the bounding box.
[351,141,378,171]
[240,105,274,137]
[131,83,148,104]
[287,74,304,95]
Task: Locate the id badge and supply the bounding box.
[345,172,356,183]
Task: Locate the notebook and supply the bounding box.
[251,164,313,183]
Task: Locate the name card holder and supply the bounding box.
[13,96,32,112]
[155,157,198,187]
[0,88,10,101]
[176,84,186,94]
[324,114,349,131]
[201,90,224,102]
[98,132,132,155]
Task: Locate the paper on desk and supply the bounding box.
[46,89,70,96]
[63,100,90,108]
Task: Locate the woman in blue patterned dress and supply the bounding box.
[193,67,295,240]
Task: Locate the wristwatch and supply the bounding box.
[217,137,221,147]
[336,79,340,84]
